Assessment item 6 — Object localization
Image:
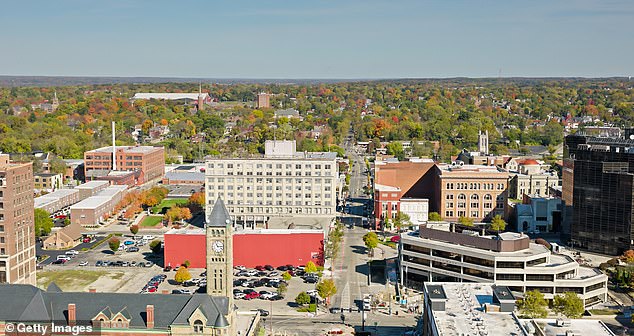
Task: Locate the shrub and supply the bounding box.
[149,239,162,255]
[182,260,191,268]
[295,292,311,305]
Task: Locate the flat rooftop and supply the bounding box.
[427,283,527,336]
[87,146,163,154]
[526,319,615,336]
[75,180,110,189]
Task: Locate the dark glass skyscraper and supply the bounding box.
[564,133,634,255]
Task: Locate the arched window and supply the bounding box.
[484,194,492,200]
[194,320,204,333]
[471,194,479,200]
[458,194,466,200]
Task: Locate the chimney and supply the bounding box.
[88,288,96,293]
[68,303,76,326]
[146,305,154,329]
[112,121,117,170]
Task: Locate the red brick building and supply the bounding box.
[84,146,164,185]
[164,228,324,268]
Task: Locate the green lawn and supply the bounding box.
[37,270,121,291]
[589,309,620,315]
[151,198,188,214]
[140,215,164,227]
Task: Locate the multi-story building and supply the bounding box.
[508,159,559,199]
[255,92,270,109]
[564,132,634,255]
[34,189,80,214]
[0,154,36,285]
[34,172,63,192]
[84,146,164,185]
[515,195,563,233]
[205,141,337,226]
[400,224,607,306]
[421,282,614,336]
[70,185,128,227]
[373,158,437,229]
[437,163,508,222]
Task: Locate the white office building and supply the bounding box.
[400,224,607,306]
[205,140,338,226]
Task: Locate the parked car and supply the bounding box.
[183,280,197,287]
[52,259,66,265]
[268,271,279,277]
[234,292,246,300]
[129,261,137,267]
[78,261,88,266]
[306,290,318,297]
[123,240,135,246]
[242,289,256,294]
[82,237,92,243]
[147,286,157,293]
[95,261,103,267]
[269,295,284,301]
[255,265,265,271]
[264,265,274,271]
[276,265,288,271]
[65,250,79,256]
[233,289,243,294]
[56,255,71,261]
[305,277,318,284]
[234,265,246,271]
[256,309,269,317]
[244,292,261,300]
[163,266,172,272]
[126,247,140,253]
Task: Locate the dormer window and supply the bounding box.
[194,320,204,333]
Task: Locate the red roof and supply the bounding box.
[520,159,540,165]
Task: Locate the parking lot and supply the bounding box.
[232,265,324,316]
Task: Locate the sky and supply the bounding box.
[0,0,632,79]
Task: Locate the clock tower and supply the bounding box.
[206,197,234,309]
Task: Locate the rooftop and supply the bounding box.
[132,92,210,100]
[438,163,507,174]
[426,283,527,336]
[75,180,110,189]
[87,146,163,154]
[525,319,615,336]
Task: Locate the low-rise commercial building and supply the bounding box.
[515,196,563,233]
[42,222,84,249]
[34,189,80,214]
[70,185,128,227]
[508,159,559,199]
[400,224,607,306]
[75,180,110,200]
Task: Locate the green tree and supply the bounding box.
[295,292,311,306]
[108,238,120,253]
[490,215,507,233]
[174,266,192,283]
[34,208,54,237]
[182,260,191,268]
[458,216,474,227]
[393,212,411,232]
[305,261,318,273]
[428,212,442,221]
[282,271,292,281]
[386,141,405,160]
[277,283,288,297]
[518,290,548,318]
[316,279,337,304]
[129,224,139,235]
[149,239,162,255]
[363,232,379,254]
[63,218,71,226]
[552,292,584,318]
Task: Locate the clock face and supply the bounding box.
[212,240,224,253]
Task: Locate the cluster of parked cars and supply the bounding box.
[118,235,154,252]
[51,250,79,264]
[234,277,287,289]
[95,260,154,267]
[141,274,167,293]
[233,288,284,301]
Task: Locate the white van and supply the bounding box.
[57,255,71,261]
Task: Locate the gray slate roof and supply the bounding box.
[207,198,231,228]
[0,284,229,330]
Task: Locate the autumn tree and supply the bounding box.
[109,238,121,253]
[458,216,474,227]
[305,261,318,274]
[623,250,634,263]
[165,207,192,224]
[490,215,507,233]
[316,279,337,305]
[428,212,442,221]
[129,224,139,235]
[174,266,192,283]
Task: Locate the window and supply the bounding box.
[445,210,454,217]
[446,194,454,200]
[193,320,204,333]
[457,194,466,200]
